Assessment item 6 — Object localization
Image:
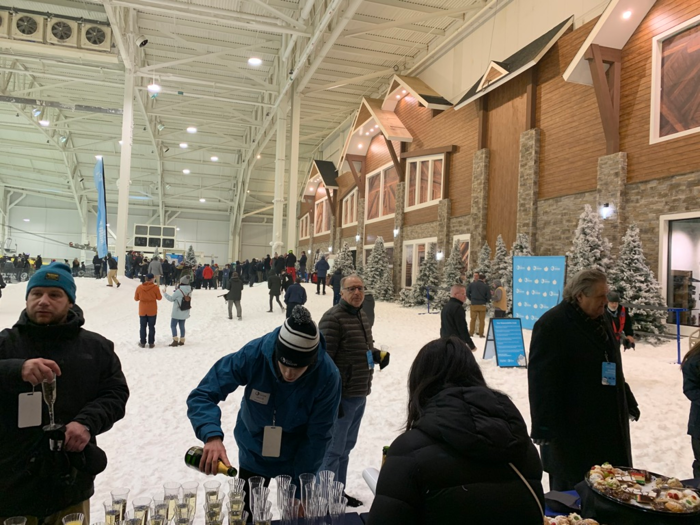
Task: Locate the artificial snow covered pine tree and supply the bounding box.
[608,223,667,341]
[364,236,394,301]
[399,244,440,307]
[475,242,492,278]
[511,233,533,257]
[335,242,356,277]
[491,235,509,284]
[435,240,467,310]
[567,204,613,280]
[185,245,198,267]
[504,234,534,313]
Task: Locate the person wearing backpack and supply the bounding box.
[225,272,244,320]
[164,275,192,346]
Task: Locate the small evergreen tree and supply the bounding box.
[364,237,394,301]
[608,224,667,342]
[491,235,509,284]
[335,242,356,277]
[185,245,198,267]
[399,244,440,307]
[435,240,467,310]
[512,233,533,257]
[475,242,492,278]
[567,204,613,279]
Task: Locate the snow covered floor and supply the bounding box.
[0,277,694,521]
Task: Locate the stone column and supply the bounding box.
[517,129,541,252]
[470,149,489,267]
[597,152,627,255]
[437,199,451,271]
[392,181,406,294]
[356,198,365,269]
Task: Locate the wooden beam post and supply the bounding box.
[347,159,363,194]
[585,44,621,154]
[325,187,336,218]
[477,96,488,150]
[525,66,538,130]
[383,134,404,182]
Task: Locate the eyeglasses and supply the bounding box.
[343,286,364,293]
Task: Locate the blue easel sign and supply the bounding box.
[512,256,566,330]
[482,318,527,368]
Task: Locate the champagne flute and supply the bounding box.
[42,372,61,431]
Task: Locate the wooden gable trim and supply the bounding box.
[383,134,404,183]
[400,145,457,159]
[477,62,509,92]
[585,43,621,154]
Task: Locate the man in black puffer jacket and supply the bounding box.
[0,263,129,520]
[319,274,390,507]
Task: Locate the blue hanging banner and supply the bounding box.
[93,157,108,258]
[512,256,566,330]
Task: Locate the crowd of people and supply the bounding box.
[1,260,698,525]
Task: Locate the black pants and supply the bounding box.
[317,278,326,294]
[238,467,271,522]
[494,309,506,318]
[269,294,283,311]
[94,265,101,278]
[549,473,579,492]
[139,315,157,345]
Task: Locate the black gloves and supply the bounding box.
[372,350,390,370]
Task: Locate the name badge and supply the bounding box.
[602,362,617,386]
[262,426,282,457]
[250,389,271,405]
[366,350,375,370]
[18,392,42,428]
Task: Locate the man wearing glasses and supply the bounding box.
[319,274,391,507]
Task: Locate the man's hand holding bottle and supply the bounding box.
[201,436,232,475]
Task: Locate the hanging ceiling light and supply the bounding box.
[95,155,103,160]
[210,156,218,162]
[183,169,190,174]
[248,57,263,67]
[186,126,197,133]
[199,198,206,203]
[256,154,261,159]
[39,120,50,127]
[59,136,68,144]
[180,143,188,149]
[32,108,42,117]
[157,123,165,131]
[147,82,161,93]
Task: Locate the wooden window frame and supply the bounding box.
[401,236,437,289]
[405,154,445,212]
[314,198,330,235]
[342,188,359,227]
[299,213,310,240]
[364,161,397,225]
[650,14,700,144]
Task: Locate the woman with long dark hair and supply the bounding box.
[367,337,544,524]
[682,341,700,478]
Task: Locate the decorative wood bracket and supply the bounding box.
[383,134,404,183]
[325,187,336,219]
[585,44,622,154]
[345,155,364,195]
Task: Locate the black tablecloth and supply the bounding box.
[272,513,365,525]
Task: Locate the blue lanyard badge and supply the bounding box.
[602,361,616,386]
[366,349,375,370]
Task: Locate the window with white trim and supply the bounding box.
[364,242,394,276]
[402,237,437,288]
[314,198,331,235]
[342,188,358,227]
[405,154,444,210]
[365,163,399,222]
[299,214,310,240]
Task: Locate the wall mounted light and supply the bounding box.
[436,251,444,261]
[393,228,400,238]
[328,246,333,252]
[600,203,614,220]
[355,234,361,242]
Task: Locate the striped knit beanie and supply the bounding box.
[276,306,320,368]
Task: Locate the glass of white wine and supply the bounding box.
[132,497,152,525]
[110,488,130,522]
[229,511,248,525]
[42,372,61,431]
[4,517,27,525]
[61,513,84,525]
[182,480,198,513]
[163,482,181,523]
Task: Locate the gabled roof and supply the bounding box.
[382,75,452,111]
[563,0,657,86]
[311,160,339,189]
[454,17,574,110]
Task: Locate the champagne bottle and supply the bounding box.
[184,446,238,477]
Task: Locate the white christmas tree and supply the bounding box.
[435,240,467,310]
[608,224,667,341]
[399,244,440,307]
[512,233,533,257]
[491,235,509,284]
[364,236,394,301]
[475,242,492,278]
[505,234,534,313]
[185,245,198,267]
[336,242,356,277]
[567,204,613,280]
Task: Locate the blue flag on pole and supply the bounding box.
[94,158,108,258]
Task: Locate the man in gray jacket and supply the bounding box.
[148,256,163,286]
[319,274,390,507]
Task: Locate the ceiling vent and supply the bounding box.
[46,18,78,47]
[12,13,45,43]
[80,23,111,51]
[0,10,10,39]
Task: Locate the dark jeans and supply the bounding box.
[139,315,157,345]
[322,396,367,485]
[94,265,101,278]
[317,278,326,294]
[333,290,341,305]
[238,467,271,522]
[548,473,580,492]
[693,436,700,479]
[269,294,283,311]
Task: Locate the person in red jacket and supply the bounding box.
[606,291,635,351]
[134,273,162,348]
[202,264,214,290]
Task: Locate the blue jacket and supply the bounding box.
[186,329,341,479]
[683,352,700,438]
[164,284,192,320]
[315,258,330,278]
[284,283,307,305]
[195,267,204,279]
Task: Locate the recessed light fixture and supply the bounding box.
[183,169,191,174]
[23,219,30,222]
[402,89,407,94]
[365,132,370,136]
[210,156,218,162]
[199,198,206,203]
[39,120,50,127]
[180,143,188,148]
[309,186,313,191]
[176,227,180,231]
[622,10,632,19]
[256,154,261,159]
[358,144,363,149]
[187,126,197,133]
[95,155,103,160]
[396,95,401,99]
[248,57,263,67]
[147,83,161,93]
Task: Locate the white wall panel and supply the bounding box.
[240,222,274,261]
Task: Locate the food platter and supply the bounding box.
[585,464,700,516]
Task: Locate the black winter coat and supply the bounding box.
[285,253,297,267]
[284,283,307,305]
[274,257,286,274]
[528,301,638,482]
[225,277,244,301]
[362,293,375,329]
[440,297,475,349]
[368,386,544,525]
[319,299,374,398]
[107,256,117,270]
[329,270,343,292]
[299,254,307,268]
[683,352,700,438]
[0,307,129,517]
[267,275,282,296]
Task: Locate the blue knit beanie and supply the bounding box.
[26,262,76,303]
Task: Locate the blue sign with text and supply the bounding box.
[512,256,566,330]
[483,318,527,368]
[93,158,108,258]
